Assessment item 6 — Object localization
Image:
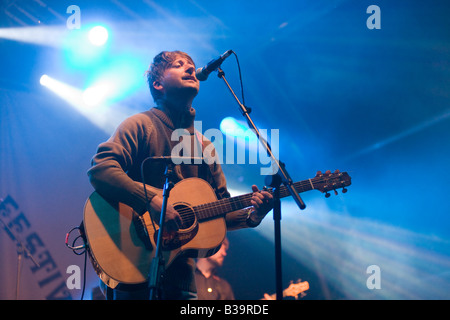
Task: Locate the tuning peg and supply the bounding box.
[325,192,330,198]
[334,190,338,195]
[342,187,348,193]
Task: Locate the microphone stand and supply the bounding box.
[216,67,306,300]
[146,160,175,300]
[0,198,40,300]
[142,157,204,300]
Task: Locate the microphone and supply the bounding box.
[195,50,233,81]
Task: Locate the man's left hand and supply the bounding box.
[250,185,274,217]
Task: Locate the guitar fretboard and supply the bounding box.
[193,178,318,221]
[192,172,350,221]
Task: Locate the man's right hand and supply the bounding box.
[149,195,182,232]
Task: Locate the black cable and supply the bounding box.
[231,50,246,107]
[65,226,87,300]
[65,226,86,254]
[80,249,87,300]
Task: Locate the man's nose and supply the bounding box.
[186,65,195,75]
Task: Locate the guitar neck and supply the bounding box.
[194,178,316,221]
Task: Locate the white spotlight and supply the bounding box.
[82,85,107,107]
[40,74,50,86]
[88,26,108,46]
[39,75,127,134]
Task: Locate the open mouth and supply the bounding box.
[183,76,197,81]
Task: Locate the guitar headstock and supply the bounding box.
[284,280,310,299]
[313,170,351,197]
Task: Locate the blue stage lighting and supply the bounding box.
[82,85,109,107]
[84,54,146,103]
[88,26,109,46]
[220,116,244,134]
[62,24,110,69]
[39,74,129,134]
[220,116,257,142]
[40,74,50,86]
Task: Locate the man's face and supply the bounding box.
[155,55,200,101]
[207,242,228,268]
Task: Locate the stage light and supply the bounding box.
[39,74,129,134]
[88,26,109,46]
[220,116,261,147]
[39,74,84,106]
[219,116,277,173]
[220,117,240,133]
[63,24,111,69]
[220,117,256,139]
[40,74,50,86]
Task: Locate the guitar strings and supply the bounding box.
[176,176,347,218]
[152,175,348,224]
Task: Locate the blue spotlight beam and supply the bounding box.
[255,198,450,299]
[39,74,132,134]
[344,110,450,161]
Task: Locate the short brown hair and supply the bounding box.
[145,51,195,102]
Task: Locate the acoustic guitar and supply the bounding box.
[82,170,351,288]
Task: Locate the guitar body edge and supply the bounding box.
[83,178,226,288]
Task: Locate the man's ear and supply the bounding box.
[153,81,163,91]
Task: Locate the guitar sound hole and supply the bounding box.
[174,204,196,230]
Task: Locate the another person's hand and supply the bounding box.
[262,293,274,300]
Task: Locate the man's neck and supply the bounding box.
[157,93,194,113]
[156,99,194,128]
[197,260,216,279]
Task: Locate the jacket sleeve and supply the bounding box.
[87,115,156,215]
